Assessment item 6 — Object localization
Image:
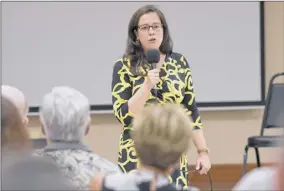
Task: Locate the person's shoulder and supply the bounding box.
[169,52,188,60]
[88,152,122,173]
[232,167,276,191]
[90,172,130,191]
[113,56,131,70]
[168,52,190,68]
[103,172,137,190]
[169,52,182,59]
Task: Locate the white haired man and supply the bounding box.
[34,86,121,190]
[1,85,29,126]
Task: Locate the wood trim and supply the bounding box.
[188,163,275,183]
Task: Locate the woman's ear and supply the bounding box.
[134,30,139,42]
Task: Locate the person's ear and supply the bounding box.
[85,125,90,136]
[134,30,139,42]
[23,116,29,128]
[40,122,46,135]
[85,116,91,136]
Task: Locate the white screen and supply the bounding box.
[2,2,263,109]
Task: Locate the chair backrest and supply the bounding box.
[32,138,47,149]
[261,72,284,134]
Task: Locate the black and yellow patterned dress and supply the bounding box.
[111,52,203,189]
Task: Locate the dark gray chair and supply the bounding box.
[242,72,284,176]
[32,138,47,149]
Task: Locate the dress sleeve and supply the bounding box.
[111,59,135,127]
[180,56,203,130]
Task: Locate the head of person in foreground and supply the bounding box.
[90,103,192,190]
[132,103,192,172]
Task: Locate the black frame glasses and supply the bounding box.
[137,23,163,32]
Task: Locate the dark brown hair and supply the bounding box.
[1,96,31,150]
[124,5,173,76]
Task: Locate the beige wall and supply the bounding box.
[28,2,284,165]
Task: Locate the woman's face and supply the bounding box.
[136,12,164,52]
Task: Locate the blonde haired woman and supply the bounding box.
[90,104,192,191]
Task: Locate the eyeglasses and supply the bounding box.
[137,23,163,32]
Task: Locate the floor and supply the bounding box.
[186,163,264,191]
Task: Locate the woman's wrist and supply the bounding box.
[143,78,153,92]
[191,129,209,155]
[197,148,210,155]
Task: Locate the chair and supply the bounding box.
[31,138,47,149]
[242,72,284,176]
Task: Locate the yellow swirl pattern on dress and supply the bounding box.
[181,56,203,129]
[161,58,185,104]
[112,54,203,188]
[112,61,135,126]
[176,154,189,189]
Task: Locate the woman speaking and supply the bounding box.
[111,4,211,188]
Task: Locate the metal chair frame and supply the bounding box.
[242,72,284,176]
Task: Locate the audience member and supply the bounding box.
[1,95,73,190]
[34,86,121,190]
[1,95,31,151]
[2,85,29,126]
[90,103,192,191]
[232,139,284,191]
[232,166,276,190]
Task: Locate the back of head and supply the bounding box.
[131,103,192,170]
[2,154,75,190]
[40,86,90,142]
[1,95,31,150]
[1,85,28,117]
